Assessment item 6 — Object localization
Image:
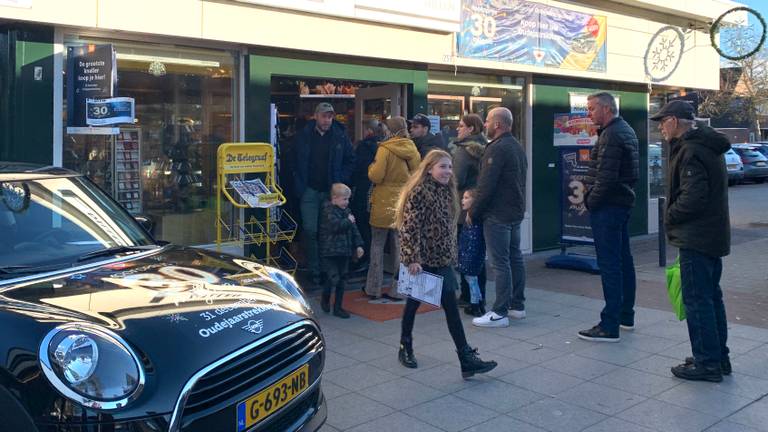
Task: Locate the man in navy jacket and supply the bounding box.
[293,102,355,285]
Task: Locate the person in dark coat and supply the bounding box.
[410,113,446,157]
[318,183,364,318]
[458,189,485,317]
[652,100,732,382]
[351,119,385,268]
[578,92,639,343]
[293,102,355,286]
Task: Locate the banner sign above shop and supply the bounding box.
[66,44,116,128]
[458,0,607,72]
[234,0,460,32]
[86,97,135,126]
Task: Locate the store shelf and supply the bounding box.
[217,211,297,246]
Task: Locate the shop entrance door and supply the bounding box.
[354,84,406,141]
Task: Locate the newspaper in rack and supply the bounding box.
[229,179,279,208]
[397,263,443,307]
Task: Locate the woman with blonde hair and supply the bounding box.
[395,149,497,378]
[365,116,421,302]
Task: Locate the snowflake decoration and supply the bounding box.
[644,26,685,82]
[164,313,188,323]
[651,35,678,72]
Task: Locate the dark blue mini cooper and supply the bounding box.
[0,163,326,431]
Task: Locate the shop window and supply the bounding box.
[62,37,237,246]
[648,94,667,199]
[427,71,525,147]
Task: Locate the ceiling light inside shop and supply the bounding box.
[428,79,522,90]
[116,53,220,68]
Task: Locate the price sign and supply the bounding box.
[86,97,135,126]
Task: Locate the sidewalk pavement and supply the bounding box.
[310,227,768,432]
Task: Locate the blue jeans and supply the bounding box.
[680,248,730,368]
[463,274,482,304]
[300,188,328,279]
[484,219,526,316]
[590,205,636,334]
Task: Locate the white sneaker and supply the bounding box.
[509,309,526,320]
[472,311,510,328]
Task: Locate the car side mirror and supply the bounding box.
[133,214,155,234]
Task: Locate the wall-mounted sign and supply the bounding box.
[86,97,135,126]
[66,44,116,128]
[458,0,607,72]
[554,113,596,146]
[234,0,461,32]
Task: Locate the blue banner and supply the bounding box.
[458,0,607,72]
[560,146,593,243]
[86,97,135,126]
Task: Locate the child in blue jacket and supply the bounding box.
[458,189,485,317]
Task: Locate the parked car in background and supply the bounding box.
[725,148,745,186]
[732,144,768,183]
[0,163,326,431]
[751,143,768,159]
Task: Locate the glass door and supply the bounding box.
[354,85,404,141]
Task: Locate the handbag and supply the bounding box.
[665,256,686,321]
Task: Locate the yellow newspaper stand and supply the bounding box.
[216,143,297,273]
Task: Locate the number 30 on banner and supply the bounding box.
[470,13,496,39]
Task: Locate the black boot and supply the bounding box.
[457,346,497,379]
[398,337,417,368]
[320,293,330,313]
[332,284,349,318]
[463,303,485,317]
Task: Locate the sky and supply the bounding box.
[732,0,768,28]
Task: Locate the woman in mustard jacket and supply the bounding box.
[364,117,421,301]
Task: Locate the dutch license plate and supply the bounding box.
[236,364,310,431]
[727,164,737,170]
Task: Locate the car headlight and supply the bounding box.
[39,323,145,410]
[268,268,311,311]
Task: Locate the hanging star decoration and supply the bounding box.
[164,313,188,323]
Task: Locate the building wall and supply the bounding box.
[0,0,733,90]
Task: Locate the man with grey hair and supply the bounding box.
[578,92,639,342]
[470,107,528,328]
[652,100,731,382]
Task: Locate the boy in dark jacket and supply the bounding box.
[319,183,364,318]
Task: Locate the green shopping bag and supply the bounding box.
[666,256,686,321]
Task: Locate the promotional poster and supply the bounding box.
[457,0,607,72]
[560,146,593,243]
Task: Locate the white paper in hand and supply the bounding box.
[397,264,443,307]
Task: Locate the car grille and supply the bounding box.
[181,323,323,417]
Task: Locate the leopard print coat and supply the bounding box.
[398,177,457,268]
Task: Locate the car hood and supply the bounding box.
[0,245,316,413]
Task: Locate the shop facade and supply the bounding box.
[0,0,737,254]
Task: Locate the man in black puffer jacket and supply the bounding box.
[652,100,731,383]
[578,92,640,343]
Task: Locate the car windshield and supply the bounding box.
[0,175,156,277]
[736,148,763,158]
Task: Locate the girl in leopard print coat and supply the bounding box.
[393,150,497,378]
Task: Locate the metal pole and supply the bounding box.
[658,196,666,267]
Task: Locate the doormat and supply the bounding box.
[324,290,439,322]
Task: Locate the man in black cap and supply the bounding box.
[293,102,355,286]
[410,113,446,157]
[651,99,732,382]
[578,92,639,343]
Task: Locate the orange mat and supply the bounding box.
[327,290,440,322]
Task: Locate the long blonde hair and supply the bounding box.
[395,150,459,229]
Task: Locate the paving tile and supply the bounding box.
[509,397,607,432]
[405,394,497,432]
[627,354,679,377]
[454,379,545,413]
[555,306,598,321]
[490,340,567,364]
[727,337,765,355]
[406,363,483,393]
[635,320,691,341]
[325,393,394,430]
[478,322,555,341]
[318,423,340,432]
[708,373,768,399]
[706,420,765,432]
[526,330,593,353]
[324,350,360,372]
[731,345,768,380]
[477,351,533,378]
[592,366,681,397]
[556,382,646,415]
[321,380,351,400]
[726,398,768,432]
[540,353,620,380]
[499,365,584,396]
[655,383,754,419]
[576,343,653,366]
[728,324,768,343]
[659,341,695,361]
[462,415,548,432]
[322,328,369,349]
[582,418,658,432]
[357,377,445,410]
[619,331,681,354]
[346,412,444,432]
[617,399,720,432]
[323,362,399,391]
[330,339,398,362]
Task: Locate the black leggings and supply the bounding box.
[401,265,468,351]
